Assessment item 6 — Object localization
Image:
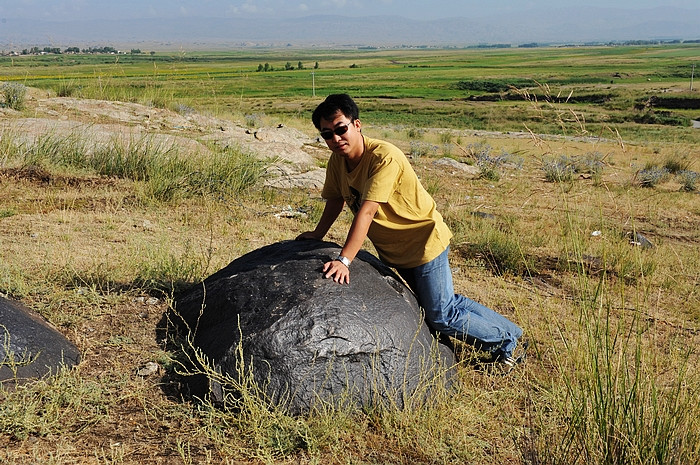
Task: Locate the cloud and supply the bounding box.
[240,2,259,14]
[325,0,347,9]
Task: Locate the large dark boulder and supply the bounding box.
[172,240,455,414]
[0,296,81,386]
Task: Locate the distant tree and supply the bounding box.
[264,63,270,71]
[130,49,141,54]
[64,47,80,53]
[297,61,304,70]
[314,61,319,69]
[150,51,155,56]
[285,61,293,70]
[349,63,359,68]
[257,64,264,72]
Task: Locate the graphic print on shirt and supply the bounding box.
[347,186,362,214]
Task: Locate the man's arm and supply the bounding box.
[322,199,380,284]
[295,197,345,241]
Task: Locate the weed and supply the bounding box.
[677,170,698,192]
[441,143,454,157]
[475,147,520,182]
[245,113,265,128]
[406,127,423,140]
[438,132,453,144]
[420,172,444,196]
[634,165,670,188]
[56,79,80,97]
[0,367,109,440]
[542,155,577,183]
[174,102,196,115]
[472,227,534,276]
[0,262,31,298]
[543,152,606,184]
[134,240,212,294]
[575,151,606,177]
[0,208,16,219]
[409,140,438,158]
[2,82,26,110]
[663,155,691,174]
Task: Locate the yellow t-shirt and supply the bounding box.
[321,135,452,268]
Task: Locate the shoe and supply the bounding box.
[491,339,529,375]
[506,339,529,365]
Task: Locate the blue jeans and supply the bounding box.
[396,247,523,359]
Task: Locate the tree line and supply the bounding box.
[256,61,319,72]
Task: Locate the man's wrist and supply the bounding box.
[335,255,351,267]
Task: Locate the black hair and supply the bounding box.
[311,93,360,130]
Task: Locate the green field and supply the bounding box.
[2,45,699,142]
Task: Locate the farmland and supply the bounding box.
[3,44,699,142]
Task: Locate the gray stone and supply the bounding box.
[628,231,654,248]
[172,240,455,414]
[0,296,81,386]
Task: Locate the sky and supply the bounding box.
[1,0,698,22]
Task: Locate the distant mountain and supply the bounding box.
[1,7,699,50]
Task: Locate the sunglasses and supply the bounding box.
[319,124,350,140]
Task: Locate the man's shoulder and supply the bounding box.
[364,136,405,160]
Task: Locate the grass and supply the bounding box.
[1,46,699,464]
[1,130,270,204]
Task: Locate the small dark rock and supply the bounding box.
[628,231,654,248]
[472,211,497,220]
[0,296,81,386]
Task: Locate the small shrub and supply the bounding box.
[663,155,691,174]
[56,79,79,97]
[474,228,534,276]
[2,82,27,110]
[0,208,17,219]
[677,170,698,192]
[441,143,454,157]
[406,127,423,140]
[575,151,606,176]
[438,132,453,144]
[409,141,438,158]
[174,103,196,115]
[542,155,577,183]
[134,241,209,293]
[474,144,521,182]
[634,166,670,188]
[245,113,265,128]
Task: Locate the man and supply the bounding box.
[296,94,526,370]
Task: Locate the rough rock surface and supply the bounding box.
[0,296,81,385]
[172,240,455,414]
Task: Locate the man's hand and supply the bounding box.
[323,259,350,284]
[296,231,322,241]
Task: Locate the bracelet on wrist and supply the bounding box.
[335,255,351,267]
